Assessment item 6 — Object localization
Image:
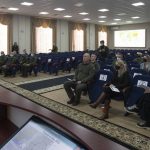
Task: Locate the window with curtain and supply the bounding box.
[36,26,53,53]
[98,31,107,46]
[72,29,84,51]
[0,23,8,54]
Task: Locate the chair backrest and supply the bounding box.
[101,65,114,73]
[133,75,150,87]
[126,75,150,107]
[128,64,140,71]
[95,70,113,85]
[130,68,147,78]
[88,70,113,103]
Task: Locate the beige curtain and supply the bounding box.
[31,18,56,53]
[69,22,87,51]
[95,25,108,49]
[0,14,12,54]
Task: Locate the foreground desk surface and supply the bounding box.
[0,86,129,150]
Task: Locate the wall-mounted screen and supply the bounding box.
[0,116,87,150]
[114,29,145,47]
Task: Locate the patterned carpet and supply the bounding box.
[0,78,150,150]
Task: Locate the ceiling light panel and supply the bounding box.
[132,2,145,6]
[79,12,88,15]
[8,7,19,11]
[98,20,106,22]
[64,15,72,18]
[114,19,121,21]
[39,12,49,15]
[98,9,109,12]
[126,21,133,23]
[99,16,107,18]
[54,8,65,11]
[83,18,90,20]
[131,16,140,19]
[111,22,117,25]
[21,2,34,6]
[74,3,84,7]
[117,13,126,16]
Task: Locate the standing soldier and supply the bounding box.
[12,42,19,54]
[96,40,109,61]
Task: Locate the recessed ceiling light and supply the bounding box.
[39,12,49,15]
[74,3,84,7]
[131,16,140,19]
[54,8,65,11]
[64,15,72,18]
[98,20,106,22]
[114,19,121,21]
[111,23,117,25]
[21,2,34,6]
[8,7,19,11]
[79,12,88,15]
[132,2,145,6]
[117,13,126,16]
[98,9,109,12]
[126,21,133,23]
[99,16,107,18]
[83,18,90,21]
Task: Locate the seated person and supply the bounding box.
[140,55,150,73]
[82,53,100,96]
[90,60,130,119]
[91,53,100,73]
[126,86,150,129]
[3,51,18,77]
[28,53,38,76]
[20,54,30,77]
[0,51,7,74]
[64,53,95,106]
[134,52,143,63]
[112,52,124,66]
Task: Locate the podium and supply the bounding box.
[0,86,128,150]
[0,105,7,120]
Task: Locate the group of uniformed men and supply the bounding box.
[0,50,38,77]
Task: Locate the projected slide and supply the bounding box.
[114,29,145,47]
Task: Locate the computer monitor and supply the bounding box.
[0,116,87,150]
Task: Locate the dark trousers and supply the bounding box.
[137,93,150,122]
[64,81,87,103]
[103,86,123,100]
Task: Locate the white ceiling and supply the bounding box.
[0,0,150,25]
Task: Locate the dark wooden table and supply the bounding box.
[0,86,129,150]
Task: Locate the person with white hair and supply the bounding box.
[64,53,95,106]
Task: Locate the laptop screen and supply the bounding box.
[0,116,87,150]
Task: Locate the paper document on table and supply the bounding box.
[109,85,120,92]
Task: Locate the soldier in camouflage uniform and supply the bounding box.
[28,53,38,76]
[64,53,95,106]
[3,51,18,77]
[20,53,30,77]
[0,51,7,74]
